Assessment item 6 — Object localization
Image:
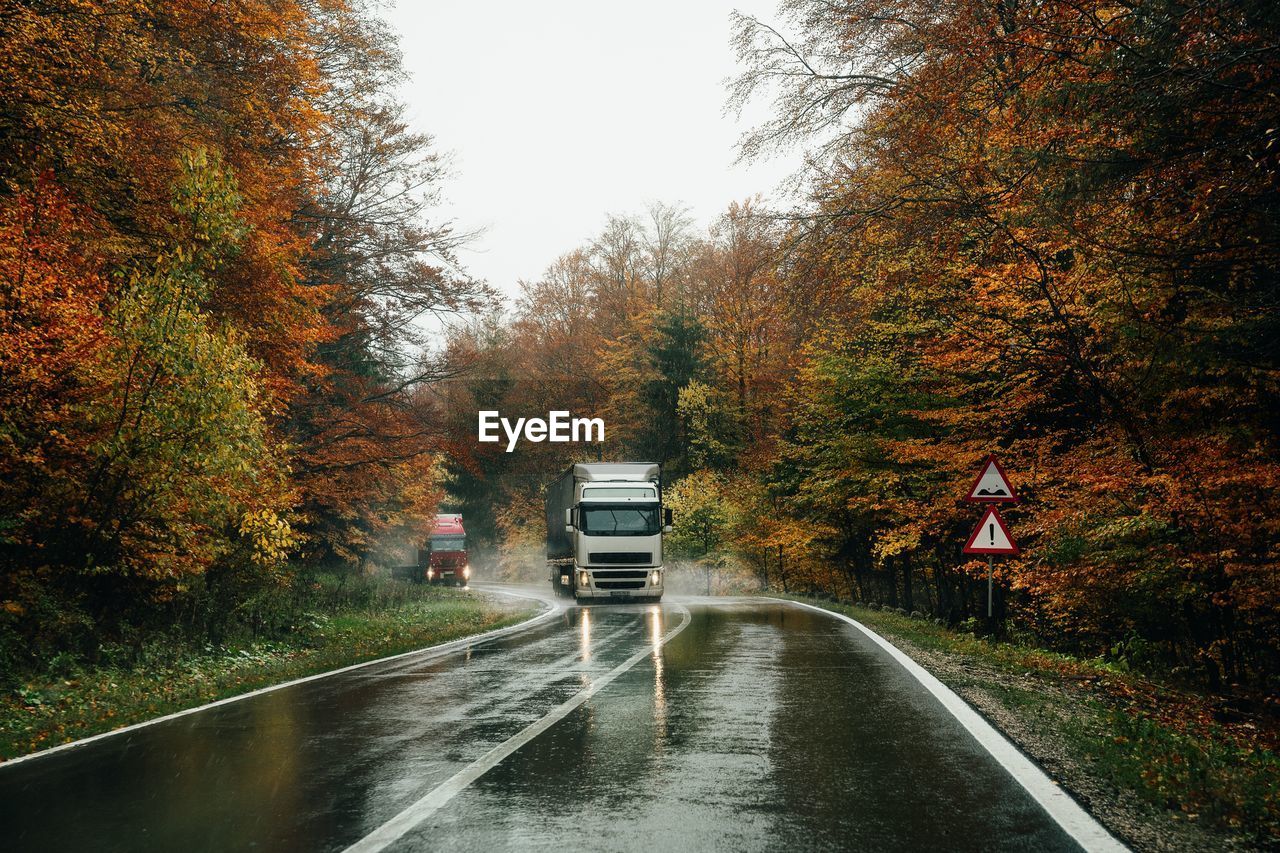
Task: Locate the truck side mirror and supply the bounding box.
[663,508,673,533]
[564,507,574,534]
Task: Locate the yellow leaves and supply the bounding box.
[239,508,298,568]
[873,527,921,561]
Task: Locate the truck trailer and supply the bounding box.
[545,463,672,602]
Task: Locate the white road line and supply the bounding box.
[344,603,692,853]
[412,621,645,724]
[770,597,1127,853]
[0,587,563,770]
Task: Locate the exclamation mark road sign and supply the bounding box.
[963,506,1019,555]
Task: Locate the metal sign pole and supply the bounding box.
[987,555,993,618]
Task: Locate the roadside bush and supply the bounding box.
[1092,711,1280,842]
[0,567,442,685]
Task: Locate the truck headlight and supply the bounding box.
[463,565,471,580]
[426,568,434,580]
[578,570,589,588]
[650,570,661,586]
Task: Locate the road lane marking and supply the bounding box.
[332,618,648,788]
[344,603,692,853]
[771,598,1127,852]
[406,620,648,725]
[0,587,563,770]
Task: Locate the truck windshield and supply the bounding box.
[579,505,660,536]
[430,535,465,552]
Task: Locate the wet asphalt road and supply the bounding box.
[1,587,1088,852]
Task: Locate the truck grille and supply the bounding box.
[589,552,652,565]
[591,570,648,579]
[595,580,646,590]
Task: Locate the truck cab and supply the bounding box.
[425,514,470,586]
[546,463,671,602]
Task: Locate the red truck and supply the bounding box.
[421,514,470,586]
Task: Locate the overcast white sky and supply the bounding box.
[381,0,802,301]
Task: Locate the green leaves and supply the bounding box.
[168,148,248,275]
[665,471,731,559]
[78,149,291,583]
[677,380,741,472]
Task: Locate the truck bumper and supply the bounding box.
[573,567,664,602]
[428,567,470,586]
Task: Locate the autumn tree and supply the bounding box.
[0,152,294,667]
[0,0,484,672]
[666,472,731,594]
[688,199,791,451]
[732,0,1280,683]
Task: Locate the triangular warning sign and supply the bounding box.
[963,506,1020,555]
[965,455,1019,503]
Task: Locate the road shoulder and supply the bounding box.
[769,595,1264,852]
[1,586,554,765]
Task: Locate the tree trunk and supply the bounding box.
[840,556,857,602]
[935,565,948,620]
[902,554,914,613]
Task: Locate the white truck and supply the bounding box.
[545,463,672,602]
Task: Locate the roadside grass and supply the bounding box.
[0,586,537,761]
[777,594,1280,848]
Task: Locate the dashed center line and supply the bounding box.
[344,603,692,853]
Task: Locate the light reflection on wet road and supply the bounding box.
[1,591,1085,852]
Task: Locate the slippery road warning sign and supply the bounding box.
[965,455,1019,503]
[963,506,1020,555]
